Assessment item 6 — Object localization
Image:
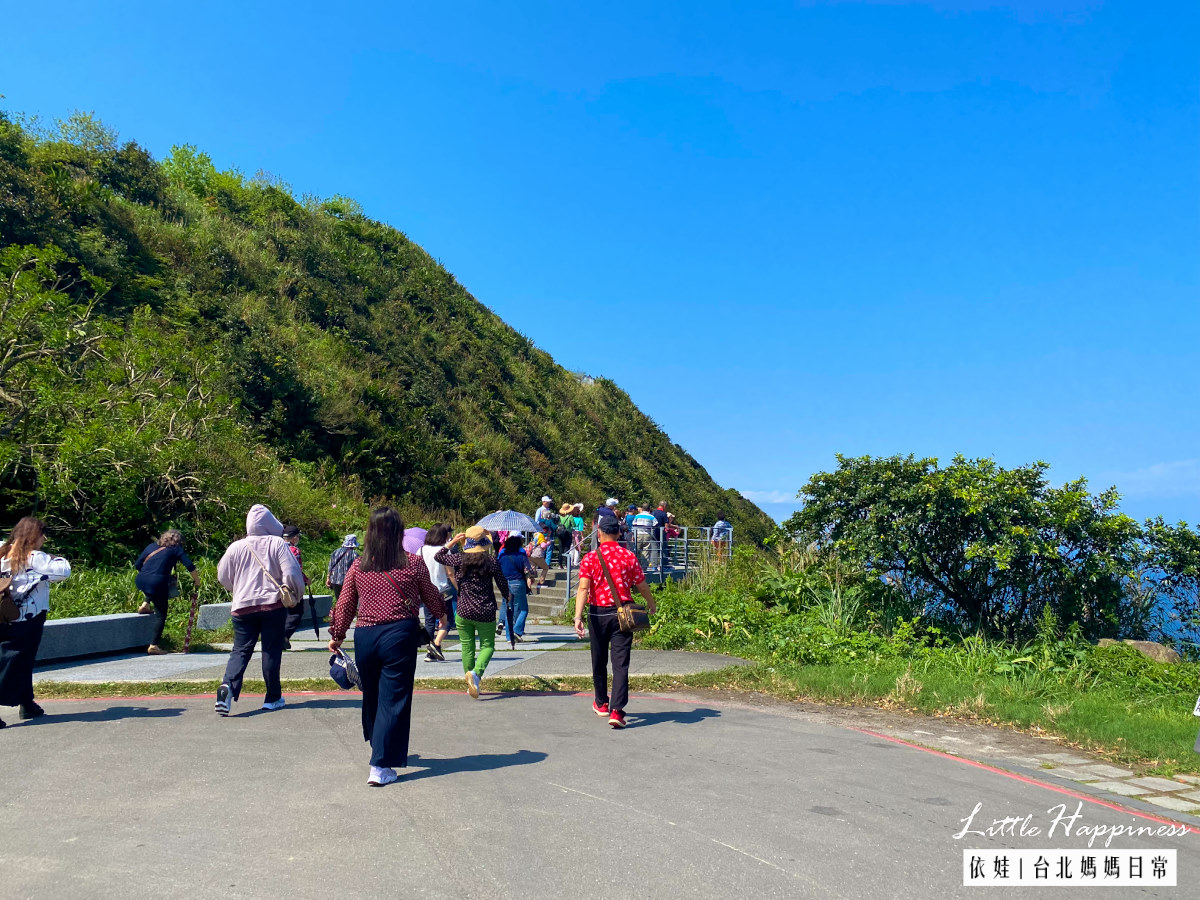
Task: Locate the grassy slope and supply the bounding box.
[0,112,773,562]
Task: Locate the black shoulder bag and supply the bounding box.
[385,571,431,647]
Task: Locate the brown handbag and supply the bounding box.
[594,544,651,633]
[0,572,19,624]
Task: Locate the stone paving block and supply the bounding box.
[1173,775,1200,785]
[1001,757,1045,769]
[1076,764,1134,779]
[1088,781,1151,796]
[1143,795,1200,813]
[1037,753,1092,765]
[1041,767,1102,782]
[1177,790,1200,803]
[1128,776,1190,793]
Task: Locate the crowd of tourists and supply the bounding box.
[0,495,730,785]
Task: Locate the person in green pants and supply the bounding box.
[434,526,510,699]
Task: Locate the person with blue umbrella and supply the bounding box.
[497,535,535,643]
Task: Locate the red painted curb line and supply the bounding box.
[34,688,702,704]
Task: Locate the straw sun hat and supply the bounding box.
[463,525,492,554]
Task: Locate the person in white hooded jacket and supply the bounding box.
[214,504,304,716]
[0,517,71,726]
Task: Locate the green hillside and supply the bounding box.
[0,110,772,561]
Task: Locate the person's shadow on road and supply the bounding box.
[405,749,547,781]
[625,707,721,729]
[265,697,355,713]
[27,706,186,725]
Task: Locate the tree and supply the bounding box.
[783,455,1144,638]
[1142,517,1200,641]
[0,244,105,442]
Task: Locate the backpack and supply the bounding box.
[555,521,571,538]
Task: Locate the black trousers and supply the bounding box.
[139,581,170,645]
[284,585,312,641]
[589,607,632,712]
[284,604,303,641]
[355,618,421,768]
[222,607,286,702]
[0,611,46,707]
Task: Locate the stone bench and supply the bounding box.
[36,613,158,662]
[196,594,335,630]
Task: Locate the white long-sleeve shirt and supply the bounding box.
[1,550,71,619]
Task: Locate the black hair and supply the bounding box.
[503,535,524,553]
[360,507,407,573]
[425,523,452,546]
[459,551,493,578]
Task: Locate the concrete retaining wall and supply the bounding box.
[195,594,334,630]
[36,613,158,662]
[35,594,336,663]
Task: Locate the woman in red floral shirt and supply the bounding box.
[328,507,447,787]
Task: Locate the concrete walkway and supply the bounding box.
[0,691,1194,898]
[34,624,749,684]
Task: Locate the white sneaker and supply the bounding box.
[367,766,399,787]
[465,671,479,699]
[261,698,286,711]
[215,684,232,716]
[472,671,482,699]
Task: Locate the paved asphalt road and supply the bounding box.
[1,690,1195,899]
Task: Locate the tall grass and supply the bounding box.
[640,545,1200,771]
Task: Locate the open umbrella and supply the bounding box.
[403,527,427,554]
[476,510,539,533]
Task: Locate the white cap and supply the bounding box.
[541,495,552,503]
[606,498,618,507]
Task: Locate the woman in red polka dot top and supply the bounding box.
[328,507,447,787]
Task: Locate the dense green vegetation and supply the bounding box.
[641,545,1200,770]
[0,110,772,563]
[782,454,1200,643]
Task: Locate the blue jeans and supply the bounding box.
[425,585,458,641]
[500,579,529,637]
[223,606,286,702]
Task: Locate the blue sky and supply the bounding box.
[2,1,1197,524]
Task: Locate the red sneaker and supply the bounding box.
[608,709,626,729]
[592,700,609,717]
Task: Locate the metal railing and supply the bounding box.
[563,525,734,607]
